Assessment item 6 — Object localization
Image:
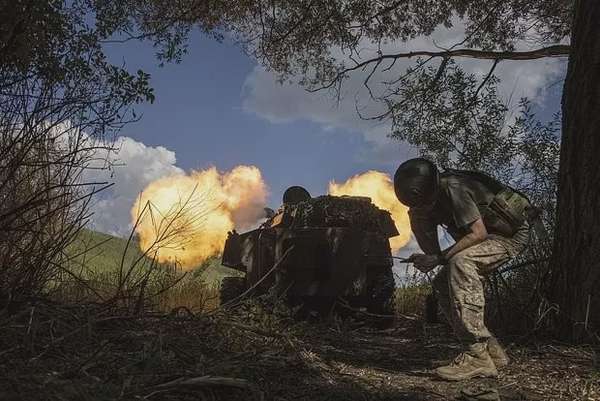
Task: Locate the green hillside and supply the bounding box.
[66,228,241,285]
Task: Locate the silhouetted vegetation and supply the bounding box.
[1,1,599,400]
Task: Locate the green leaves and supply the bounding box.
[389,60,508,173]
[387,59,559,226]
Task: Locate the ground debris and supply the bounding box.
[0,300,597,401]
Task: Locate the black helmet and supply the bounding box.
[282,186,311,204]
[393,158,439,207]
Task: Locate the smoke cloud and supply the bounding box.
[132,165,268,269]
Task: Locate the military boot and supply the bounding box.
[487,337,509,368]
[435,342,498,381]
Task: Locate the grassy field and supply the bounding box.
[59,228,241,311]
[65,228,241,285]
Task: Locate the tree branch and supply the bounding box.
[314,44,570,91]
[471,58,500,104]
[359,43,568,66]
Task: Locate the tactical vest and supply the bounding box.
[441,169,534,236]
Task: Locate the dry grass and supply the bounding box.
[394,283,431,317]
[55,229,243,316]
[0,297,597,401]
[4,228,597,401]
[155,276,221,313]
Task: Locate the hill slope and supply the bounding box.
[67,228,240,285]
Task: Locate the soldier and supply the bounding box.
[393,158,532,381]
[282,185,311,205]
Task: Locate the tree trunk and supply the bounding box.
[550,0,600,341]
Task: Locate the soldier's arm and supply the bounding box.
[442,217,487,261]
[409,211,441,255]
[441,182,489,261]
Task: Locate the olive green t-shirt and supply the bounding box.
[408,173,506,243]
[442,174,495,230]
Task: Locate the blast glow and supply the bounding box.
[132,166,268,269]
[328,170,411,253]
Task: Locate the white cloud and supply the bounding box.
[242,19,567,164]
[82,136,184,236]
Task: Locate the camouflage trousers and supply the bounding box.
[432,225,529,342]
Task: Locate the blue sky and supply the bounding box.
[90,26,565,239]
[104,34,410,206]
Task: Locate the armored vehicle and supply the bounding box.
[221,191,399,318]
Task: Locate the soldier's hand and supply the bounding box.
[409,253,440,273]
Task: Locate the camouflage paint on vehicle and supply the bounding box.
[221,195,399,316]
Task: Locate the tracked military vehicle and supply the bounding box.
[221,188,399,319]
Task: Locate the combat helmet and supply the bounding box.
[282,186,311,205]
[393,158,439,207]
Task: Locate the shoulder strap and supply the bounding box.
[442,168,537,212]
[441,168,506,194]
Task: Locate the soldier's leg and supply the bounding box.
[447,238,513,342]
[434,239,513,380]
[431,265,453,326]
[435,234,529,380]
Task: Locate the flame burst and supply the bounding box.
[328,170,411,253]
[132,166,268,269]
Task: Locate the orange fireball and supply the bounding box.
[329,170,412,253]
[132,165,268,269]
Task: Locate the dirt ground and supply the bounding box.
[288,321,599,401]
[0,302,598,401]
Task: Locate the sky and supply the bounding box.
[87,24,566,252]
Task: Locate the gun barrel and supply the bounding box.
[390,256,414,263]
[363,254,414,263]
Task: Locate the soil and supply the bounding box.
[289,321,599,401]
[0,302,598,401]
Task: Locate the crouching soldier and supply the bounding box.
[393,158,534,381]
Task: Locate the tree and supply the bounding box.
[125,0,597,339]
[0,0,155,307]
[548,0,600,340]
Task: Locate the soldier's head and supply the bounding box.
[282,186,311,205]
[393,158,439,208]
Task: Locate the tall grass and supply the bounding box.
[57,228,434,318]
[156,277,221,313]
[54,228,236,313]
[394,284,431,317]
